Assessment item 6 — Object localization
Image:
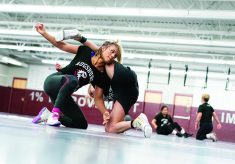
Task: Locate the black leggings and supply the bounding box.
[43,72,88,129]
[196,123,213,140]
[157,122,182,135]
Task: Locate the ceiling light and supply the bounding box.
[0,56,28,67]
[41,59,70,65]
[0,5,235,20]
[125,53,235,66]
[0,44,64,53]
[1,29,235,48]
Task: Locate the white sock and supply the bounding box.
[172,130,177,135]
[180,128,185,134]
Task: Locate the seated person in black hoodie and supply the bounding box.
[151,105,192,138]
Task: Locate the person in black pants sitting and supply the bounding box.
[151,105,192,138]
[195,94,222,142]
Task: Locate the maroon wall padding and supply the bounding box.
[9,88,26,114]
[23,90,53,116]
[206,109,235,143]
[129,101,144,120]
[188,107,197,135]
[76,96,103,125]
[0,86,11,112]
[82,107,103,125]
[1,86,235,143]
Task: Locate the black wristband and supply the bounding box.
[80,36,87,44]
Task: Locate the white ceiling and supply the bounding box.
[0,0,235,74]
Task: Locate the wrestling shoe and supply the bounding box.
[132,113,152,138]
[207,132,217,142]
[46,112,61,126]
[183,132,193,138]
[55,29,82,42]
[176,132,183,137]
[32,107,51,124]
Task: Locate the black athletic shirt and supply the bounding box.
[198,103,214,124]
[60,46,105,89]
[103,85,114,101]
[100,62,138,103]
[93,71,114,101]
[97,62,138,113]
[91,76,114,101]
[154,113,173,129]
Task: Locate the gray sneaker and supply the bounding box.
[55,29,82,42]
[132,113,152,138]
[209,132,218,142]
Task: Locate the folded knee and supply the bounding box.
[105,125,116,133]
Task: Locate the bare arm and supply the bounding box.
[151,119,157,129]
[88,84,95,98]
[213,112,222,129]
[94,86,107,114]
[195,112,202,130]
[212,112,220,124]
[74,38,99,51]
[35,23,78,54]
[94,86,110,124]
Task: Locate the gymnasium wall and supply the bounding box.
[148,74,235,111]
[1,63,235,112]
[0,64,28,87]
[3,63,234,111]
[0,64,8,86]
[1,63,235,111]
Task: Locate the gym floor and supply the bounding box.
[0,113,234,164]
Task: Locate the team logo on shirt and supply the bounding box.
[75,62,94,82]
[161,118,169,126]
[77,70,87,79]
[104,86,114,101]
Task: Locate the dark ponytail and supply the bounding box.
[160,105,168,111]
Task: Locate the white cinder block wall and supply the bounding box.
[0,64,28,86]
[0,64,8,86]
